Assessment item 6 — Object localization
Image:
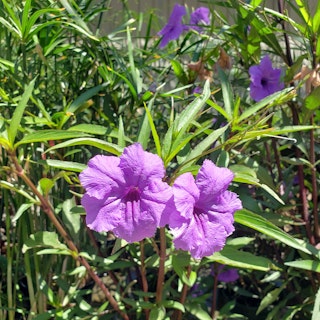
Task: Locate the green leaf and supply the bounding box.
[162,300,185,313]
[305,86,320,110]
[235,209,313,255]
[15,130,90,147]
[180,124,229,168]
[0,136,12,150]
[150,306,166,320]
[45,160,86,172]
[171,60,188,85]
[8,78,36,147]
[312,286,320,320]
[294,0,312,27]
[257,285,285,315]
[117,115,126,148]
[13,203,33,222]
[172,251,196,286]
[22,231,69,253]
[0,180,37,202]
[206,99,230,120]
[185,302,212,320]
[39,178,55,196]
[285,259,320,273]
[251,0,263,8]
[217,67,234,119]
[207,246,277,271]
[62,198,81,242]
[144,103,161,156]
[137,102,152,149]
[231,164,259,185]
[237,87,294,123]
[68,124,107,135]
[45,137,122,155]
[175,80,210,133]
[59,0,95,36]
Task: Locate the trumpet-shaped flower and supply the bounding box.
[166,160,242,259]
[249,55,284,101]
[79,143,172,242]
[190,7,210,32]
[158,4,187,48]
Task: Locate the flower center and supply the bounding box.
[124,187,140,202]
[194,206,204,216]
[261,77,268,86]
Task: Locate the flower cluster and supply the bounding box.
[80,143,242,259]
[249,55,284,101]
[158,4,210,48]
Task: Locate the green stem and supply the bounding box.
[22,219,37,317]
[8,151,129,320]
[4,190,15,320]
[156,227,166,304]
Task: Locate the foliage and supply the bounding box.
[0,0,320,319]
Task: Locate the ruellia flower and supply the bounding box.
[249,55,284,102]
[189,7,210,32]
[166,160,242,259]
[216,264,239,283]
[158,4,187,48]
[79,143,172,242]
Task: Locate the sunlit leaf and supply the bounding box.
[235,209,313,255]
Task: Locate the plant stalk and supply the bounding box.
[156,227,166,304]
[8,151,129,320]
[140,240,150,319]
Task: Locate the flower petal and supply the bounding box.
[119,143,165,187]
[158,4,186,48]
[142,179,173,227]
[82,193,123,232]
[171,173,199,224]
[190,7,210,31]
[196,159,234,203]
[249,55,284,101]
[79,155,124,199]
[171,213,228,259]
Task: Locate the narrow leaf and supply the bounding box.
[257,285,285,315]
[176,80,210,133]
[235,209,313,255]
[45,160,86,172]
[181,124,229,167]
[207,246,277,271]
[15,130,90,147]
[8,79,36,146]
[285,259,320,273]
[144,103,161,156]
[45,137,122,155]
[312,286,320,320]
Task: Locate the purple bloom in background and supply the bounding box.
[192,86,202,94]
[190,7,210,32]
[166,160,242,259]
[217,266,239,283]
[158,4,187,48]
[79,143,172,242]
[249,55,284,102]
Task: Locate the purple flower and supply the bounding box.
[192,86,202,94]
[249,55,285,102]
[158,4,187,48]
[79,143,172,242]
[166,160,242,259]
[217,266,239,283]
[190,7,210,32]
